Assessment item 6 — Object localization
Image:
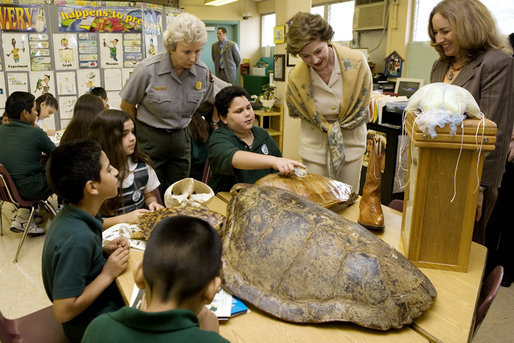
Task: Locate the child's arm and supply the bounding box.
[102,209,150,229]
[144,191,164,211]
[53,247,130,323]
[232,151,306,175]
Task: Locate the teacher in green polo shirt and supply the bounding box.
[120,12,214,196]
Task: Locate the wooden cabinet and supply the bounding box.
[253,105,283,151]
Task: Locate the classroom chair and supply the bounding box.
[0,305,69,343]
[474,265,504,335]
[0,164,56,263]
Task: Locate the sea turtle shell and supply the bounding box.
[138,206,224,240]
[221,186,437,330]
[254,173,357,209]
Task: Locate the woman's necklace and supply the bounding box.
[447,63,463,81]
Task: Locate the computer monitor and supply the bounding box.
[394,78,425,98]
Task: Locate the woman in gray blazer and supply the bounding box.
[428,0,514,244]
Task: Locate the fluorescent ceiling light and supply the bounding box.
[204,0,238,6]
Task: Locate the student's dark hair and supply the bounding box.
[36,93,58,114]
[217,26,227,34]
[189,104,213,144]
[215,85,249,118]
[90,87,107,100]
[46,139,103,204]
[88,109,152,216]
[5,92,34,120]
[60,94,105,145]
[143,216,222,302]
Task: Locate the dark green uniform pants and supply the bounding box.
[135,119,191,196]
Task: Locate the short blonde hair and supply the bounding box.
[163,13,207,52]
[428,0,502,62]
[286,12,334,56]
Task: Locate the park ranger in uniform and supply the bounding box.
[121,13,214,195]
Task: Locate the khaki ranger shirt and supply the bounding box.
[120,51,214,129]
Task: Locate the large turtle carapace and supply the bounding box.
[221,186,436,330]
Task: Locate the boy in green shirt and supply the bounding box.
[208,86,304,192]
[42,139,130,342]
[82,216,228,343]
[0,91,56,235]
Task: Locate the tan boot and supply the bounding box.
[359,137,385,230]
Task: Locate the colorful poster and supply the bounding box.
[53,33,79,70]
[7,72,29,93]
[78,32,98,68]
[0,4,46,32]
[58,7,142,33]
[77,69,100,94]
[56,71,77,95]
[0,73,6,108]
[145,34,157,58]
[104,68,122,91]
[29,33,51,71]
[58,96,76,120]
[30,71,56,97]
[2,33,30,71]
[100,33,123,68]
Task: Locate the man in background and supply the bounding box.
[211,27,241,84]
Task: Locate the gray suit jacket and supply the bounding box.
[212,39,241,84]
[430,49,514,188]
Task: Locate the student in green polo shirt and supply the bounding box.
[43,139,130,342]
[0,91,56,235]
[82,216,228,343]
[208,86,305,193]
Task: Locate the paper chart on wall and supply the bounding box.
[29,33,51,71]
[100,33,123,69]
[56,72,77,95]
[123,33,142,68]
[78,33,99,68]
[103,68,122,91]
[0,74,6,108]
[58,96,76,121]
[7,73,29,93]
[53,33,79,70]
[30,71,56,98]
[2,33,30,71]
[107,91,122,109]
[77,69,101,95]
[122,68,133,88]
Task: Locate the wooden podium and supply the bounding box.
[401,111,497,272]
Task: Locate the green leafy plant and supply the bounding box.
[260,84,276,100]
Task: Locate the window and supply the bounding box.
[261,13,276,47]
[413,0,514,42]
[328,1,355,42]
[311,5,324,18]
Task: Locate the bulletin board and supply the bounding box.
[0,2,180,130]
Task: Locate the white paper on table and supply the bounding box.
[206,288,232,318]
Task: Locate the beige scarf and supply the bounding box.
[286,43,372,169]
